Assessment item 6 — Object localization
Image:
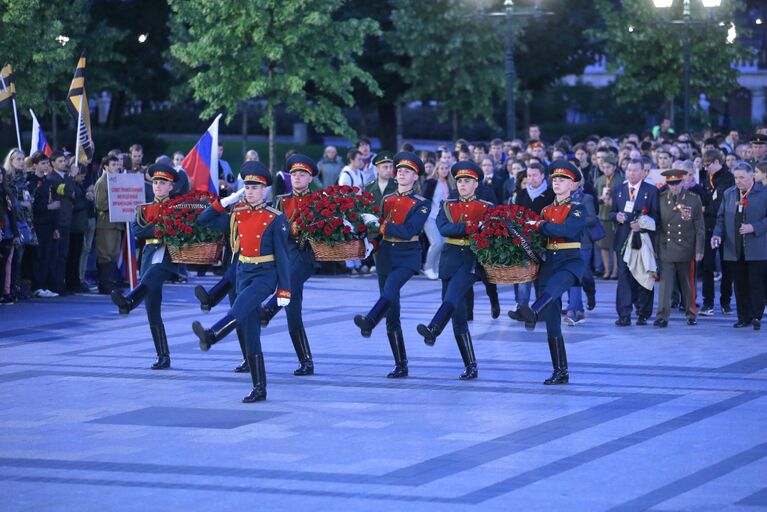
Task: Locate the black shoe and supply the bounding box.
[752,319,762,331]
[150,324,171,369]
[653,318,668,328]
[354,315,374,338]
[508,308,524,321]
[511,304,537,331]
[386,329,408,378]
[734,320,750,328]
[543,336,569,385]
[722,305,733,315]
[455,332,478,380]
[355,298,390,338]
[242,353,267,403]
[586,294,596,311]
[234,360,249,373]
[615,317,631,327]
[289,329,314,376]
[488,288,500,319]
[687,317,697,326]
[636,316,649,326]
[111,284,148,315]
[418,302,454,346]
[417,324,437,346]
[193,314,237,352]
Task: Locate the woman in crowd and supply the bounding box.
[2,148,29,302]
[421,160,454,280]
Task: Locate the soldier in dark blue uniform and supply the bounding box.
[354,152,431,378]
[509,161,587,385]
[192,162,291,403]
[417,161,492,380]
[256,154,318,376]
[110,163,180,370]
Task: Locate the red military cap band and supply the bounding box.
[289,162,314,174]
[152,171,175,182]
[455,169,480,181]
[550,168,577,181]
[397,159,419,173]
[244,176,269,186]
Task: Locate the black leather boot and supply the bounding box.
[242,353,267,403]
[194,277,232,312]
[233,326,249,373]
[150,324,170,369]
[260,295,283,327]
[543,336,569,385]
[386,328,408,378]
[111,283,148,315]
[486,283,500,319]
[515,292,554,332]
[455,332,478,380]
[465,288,474,321]
[417,302,454,346]
[193,314,237,352]
[354,298,390,338]
[290,328,314,376]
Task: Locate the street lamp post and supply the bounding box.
[653,0,722,132]
[489,1,552,140]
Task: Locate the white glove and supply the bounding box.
[525,220,537,226]
[277,297,290,307]
[364,238,374,259]
[220,188,245,208]
[361,213,380,227]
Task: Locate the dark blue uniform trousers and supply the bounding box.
[230,264,277,355]
[378,267,416,331]
[537,263,577,338]
[442,271,477,335]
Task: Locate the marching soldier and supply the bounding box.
[257,154,318,376]
[354,152,430,378]
[509,161,587,385]
[192,162,291,403]
[653,169,705,327]
[416,161,492,380]
[110,163,180,370]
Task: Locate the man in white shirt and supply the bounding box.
[339,149,366,191]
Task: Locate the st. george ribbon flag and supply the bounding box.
[67,55,95,164]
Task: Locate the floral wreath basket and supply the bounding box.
[470,204,545,284]
[295,185,379,262]
[154,190,225,265]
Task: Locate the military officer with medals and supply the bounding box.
[653,168,705,327]
[417,161,492,380]
[257,154,318,376]
[354,152,431,378]
[509,161,587,385]
[110,163,180,370]
[192,162,291,403]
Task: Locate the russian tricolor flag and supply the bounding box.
[29,109,52,156]
[181,114,221,194]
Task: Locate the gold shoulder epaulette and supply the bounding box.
[265,206,282,215]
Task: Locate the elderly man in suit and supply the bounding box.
[609,158,660,326]
[712,162,767,330]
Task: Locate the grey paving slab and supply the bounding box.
[0,274,766,511]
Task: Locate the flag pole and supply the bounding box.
[74,94,84,163]
[11,97,21,150]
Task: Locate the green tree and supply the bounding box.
[591,0,749,122]
[0,0,124,147]
[168,0,380,170]
[388,0,505,140]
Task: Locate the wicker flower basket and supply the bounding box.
[484,262,539,284]
[168,241,224,265]
[309,239,365,262]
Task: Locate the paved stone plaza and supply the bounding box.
[1,274,766,511]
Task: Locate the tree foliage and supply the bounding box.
[0,0,124,122]
[591,0,749,107]
[168,0,381,168]
[388,0,505,128]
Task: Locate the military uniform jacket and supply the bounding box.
[609,181,659,251]
[657,189,705,263]
[365,179,397,207]
[94,173,125,231]
[539,197,587,280]
[200,198,291,298]
[274,190,315,268]
[376,190,431,274]
[133,197,178,275]
[436,197,492,278]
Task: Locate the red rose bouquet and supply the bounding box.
[470,204,545,283]
[294,185,380,261]
[153,190,225,264]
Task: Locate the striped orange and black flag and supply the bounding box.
[67,55,94,164]
[0,63,15,108]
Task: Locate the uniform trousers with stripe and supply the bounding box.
[656,260,697,321]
